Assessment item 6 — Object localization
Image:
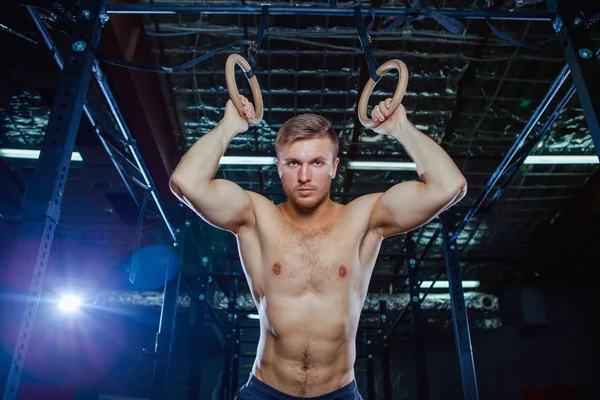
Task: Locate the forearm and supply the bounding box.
[392,121,465,191]
[170,122,237,191]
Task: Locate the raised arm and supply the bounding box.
[169,98,256,233]
[368,99,467,238]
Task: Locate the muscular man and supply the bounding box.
[170,96,467,399]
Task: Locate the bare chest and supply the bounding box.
[265,226,358,293]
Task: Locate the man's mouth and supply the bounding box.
[297,188,315,195]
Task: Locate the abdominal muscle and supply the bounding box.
[251,289,362,397]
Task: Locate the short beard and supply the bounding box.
[284,186,330,213]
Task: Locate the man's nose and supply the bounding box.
[298,165,311,183]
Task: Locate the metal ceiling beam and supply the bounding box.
[452,62,572,241]
[28,8,141,208]
[97,6,181,226]
[28,7,177,242]
[412,61,573,270]
[411,53,583,275]
[548,0,600,157]
[106,4,553,21]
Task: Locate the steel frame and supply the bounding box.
[106,4,553,21]
[150,226,183,400]
[406,237,430,400]
[27,8,177,243]
[549,0,600,156]
[2,1,105,398]
[5,1,600,399]
[441,213,479,399]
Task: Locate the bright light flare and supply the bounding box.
[59,295,81,312]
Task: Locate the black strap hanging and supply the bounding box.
[246,4,270,74]
[354,7,381,83]
[102,40,252,73]
[485,20,561,55]
[380,7,466,36]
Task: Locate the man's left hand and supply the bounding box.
[371,98,408,136]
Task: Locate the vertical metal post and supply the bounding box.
[549,0,600,157]
[366,344,375,400]
[379,301,392,400]
[440,213,479,400]
[231,326,241,395]
[186,274,208,400]
[222,278,238,399]
[1,2,105,399]
[221,319,233,399]
[151,236,183,400]
[406,238,430,400]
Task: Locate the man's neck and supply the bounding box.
[280,198,339,227]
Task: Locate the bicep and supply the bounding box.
[172,178,255,233]
[370,181,458,238]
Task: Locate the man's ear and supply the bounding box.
[332,157,340,178]
[276,158,282,178]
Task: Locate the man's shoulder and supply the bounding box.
[341,193,384,225]
[245,191,282,219]
[345,193,383,211]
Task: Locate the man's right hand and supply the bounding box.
[221,95,256,134]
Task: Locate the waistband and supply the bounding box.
[243,373,360,400]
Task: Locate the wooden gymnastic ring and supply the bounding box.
[357,59,408,129]
[225,54,264,126]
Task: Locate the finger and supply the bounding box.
[240,95,248,106]
[384,98,392,109]
[372,106,383,122]
[372,106,379,122]
[379,101,389,117]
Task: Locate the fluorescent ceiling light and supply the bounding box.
[347,161,417,171]
[5,151,594,169]
[0,148,83,162]
[523,155,599,165]
[420,280,480,289]
[214,155,599,169]
[247,313,260,320]
[217,157,418,170]
[219,156,276,165]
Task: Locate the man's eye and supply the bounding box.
[289,161,298,166]
[314,161,323,166]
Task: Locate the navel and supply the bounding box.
[338,265,348,278]
[272,262,282,276]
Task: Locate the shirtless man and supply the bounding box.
[170,96,467,399]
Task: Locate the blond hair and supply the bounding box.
[275,114,339,158]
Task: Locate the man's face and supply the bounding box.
[276,137,339,211]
